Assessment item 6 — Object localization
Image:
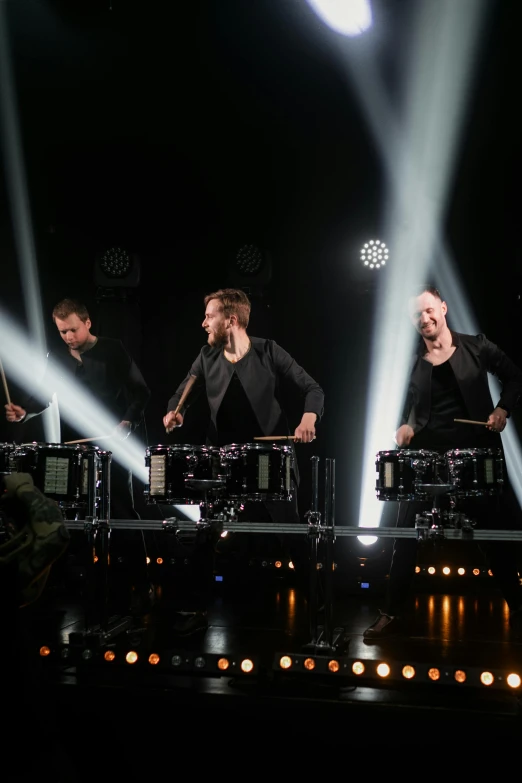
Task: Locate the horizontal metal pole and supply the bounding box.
[62,520,522,541]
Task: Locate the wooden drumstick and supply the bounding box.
[454,418,489,426]
[64,435,113,444]
[0,356,11,405]
[254,435,297,441]
[166,374,198,432]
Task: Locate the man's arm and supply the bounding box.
[480,334,522,415]
[120,352,151,429]
[270,341,324,442]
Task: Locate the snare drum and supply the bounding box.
[144,444,227,504]
[444,447,504,498]
[0,443,16,475]
[375,449,445,501]
[12,442,107,511]
[221,442,294,502]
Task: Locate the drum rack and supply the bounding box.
[63,468,522,651]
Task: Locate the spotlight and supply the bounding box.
[94,246,141,288]
[360,240,388,270]
[227,243,272,292]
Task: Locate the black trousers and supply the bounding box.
[169,485,303,612]
[382,480,522,616]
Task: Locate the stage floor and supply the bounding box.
[6,527,522,781]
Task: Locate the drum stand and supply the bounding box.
[414,483,475,541]
[69,451,134,647]
[302,456,348,655]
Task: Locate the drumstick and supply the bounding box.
[64,435,113,444]
[166,374,198,432]
[0,356,11,405]
[454,418,489,426]
[254,435,297,441]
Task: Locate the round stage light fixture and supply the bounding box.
[361,240,389,270]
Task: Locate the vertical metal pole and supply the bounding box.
[96,450,112,630]
[322,458,335,647]
[308,456,320,640]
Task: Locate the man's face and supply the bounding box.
[202,299,230,348]
[409,292,448,340]
[55,314,92,352]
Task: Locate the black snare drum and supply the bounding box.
[144,444,227,504]
[12,442,109,512]
[221,442,294,502]
[444,447,504,498]
[0,443,16,475]
[376,449,446,501]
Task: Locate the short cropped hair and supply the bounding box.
[52,298,90,323]
[408,284,443,301]
[204,288,251,329]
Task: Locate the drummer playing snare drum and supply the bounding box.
[364,283,522,641]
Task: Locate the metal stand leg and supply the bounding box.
[69,451,133,648]
[303,457,348,655]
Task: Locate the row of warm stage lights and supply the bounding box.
[38,645,522,691]
[133,556,504,578]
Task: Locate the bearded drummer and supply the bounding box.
[365,284,522,641]
[162,287,324,636]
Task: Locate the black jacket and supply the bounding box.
[401,331,522,439]
[167,336,324,484]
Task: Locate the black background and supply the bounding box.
[1,0,521,522]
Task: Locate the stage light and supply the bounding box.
[240,659,255,674]
[428,668,441,681]
[279,656,292,670]
[275,561,282,569]
[458,568,466,575]
[217,658,230,671]
[376,663,390,678]
[148,654,160,666]
[352,661,365,675]
[104,650,116,662]
[507,674,521,689]
[227,243,272,292]
[402,665,416,680]
[328,660,340,673]
[480,671,494,686]
[443,567,451,575]
[39,646,51,657]
[82,649,93,661]
[473,569,480,576]
[361,239,388,270]
[454,670,466,683]
[306,0,372,37]
[415,566,421,573]
[171,655,183,667]
[94,246,140,288]
[125,651,138,665]
[428,567,436,575]
[194,656,206,669]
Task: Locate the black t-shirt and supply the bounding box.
[213,370,262,447]
[413,359,499,451]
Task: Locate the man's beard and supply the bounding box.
[208,324,228,349]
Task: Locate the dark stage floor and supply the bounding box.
[6,523,522,781]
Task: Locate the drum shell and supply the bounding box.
[375,449,445,501]
[444,447,504,498]
[144,444,226,504]
[11,442,105,508]
[221,442,294,502]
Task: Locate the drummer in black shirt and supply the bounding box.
[365,284,522,640]
[163,288,325,635]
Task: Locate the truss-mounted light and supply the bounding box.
[227,243,272,292]
[94,246,141,288]
[361,240,389,270]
